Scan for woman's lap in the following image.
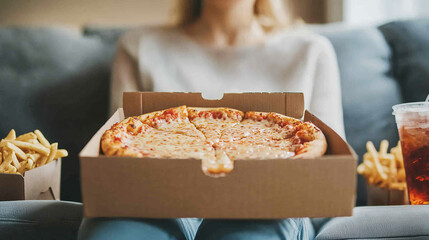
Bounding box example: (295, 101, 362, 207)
(195, 218, 314, 240)
(78, 218, 196, 240)
(78, 218, 315, 240)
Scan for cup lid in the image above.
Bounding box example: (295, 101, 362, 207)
(392, 102, 429, 115)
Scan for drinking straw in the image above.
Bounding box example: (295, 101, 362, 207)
(425, 94, 429, 109)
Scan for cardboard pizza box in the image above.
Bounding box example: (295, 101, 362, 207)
(80, 92, 357, 218)
(0, 159, 61, 201)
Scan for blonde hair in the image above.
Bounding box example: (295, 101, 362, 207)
(172, 0, 299, 32)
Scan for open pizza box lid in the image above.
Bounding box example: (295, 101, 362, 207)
(80, 92, 357, 218)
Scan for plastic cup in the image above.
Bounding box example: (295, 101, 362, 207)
(392, 102, 429, 205)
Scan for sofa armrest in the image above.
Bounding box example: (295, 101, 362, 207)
(315, 205, 429, 239)
(0, 200, 82, 240)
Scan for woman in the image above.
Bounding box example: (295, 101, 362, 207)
(110, 0, 344, 136)
(79, 0, 344, 239)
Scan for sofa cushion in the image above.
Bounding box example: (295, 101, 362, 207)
(315, 205, 429, 239)
(319, 27, 402, 206)
(379, 19, 429, 103)
(0, 27, 113, 201)
(0, 200, 82, 240)
(83, 26, 127, 45)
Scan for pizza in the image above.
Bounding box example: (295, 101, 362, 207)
(101, 106, 327, 176)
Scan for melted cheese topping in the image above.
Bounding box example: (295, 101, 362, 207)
(191, 117, 240, 144)
(190, 115, 298, 174)
(220, 119, 295, 143)
(123, 130, 215, 160)
(142, 107, 205, 139)
(216, 141, 295, 161)
(151, 118, 205, 139)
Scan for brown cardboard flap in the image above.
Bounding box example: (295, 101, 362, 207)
(304, 111, 356, 157)
(123, 92, 142, 117)
(80, 109, 124, 157)
(24, 159, 61, 200)
(82, 155, 355, 218)
(0, 173, 25, 200)
(123, 92, 305, 119)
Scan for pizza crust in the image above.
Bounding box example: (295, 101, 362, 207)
(101, 117, 148, 157)
(187, 107, 244, 121)
(293, 123, 327, 159)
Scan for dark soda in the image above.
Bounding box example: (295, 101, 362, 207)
(397, 111, 429, 205)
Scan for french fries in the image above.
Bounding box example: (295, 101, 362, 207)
(0, 129, 68, 175)
(357, 140, 407, 191)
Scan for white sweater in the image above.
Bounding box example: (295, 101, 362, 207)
(111, 27, 345, 137)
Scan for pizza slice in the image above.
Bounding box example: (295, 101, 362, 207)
(219, 111, 295, 143)
(101, 117, 214, 160)
(138, 105, 205, 139)
(187, 107, 244, 145)
(187, 107, 245, 176)
(218, 111, 326, 160)
(201, 149, 234, 177)
(101, 116, 233, 176)
(248, 111, 327, 158)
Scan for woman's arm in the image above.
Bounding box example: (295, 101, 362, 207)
(110, 37, 140, 115)
(309, 38, 346, 138)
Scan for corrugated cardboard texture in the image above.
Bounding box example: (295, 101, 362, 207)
(0, 159, 61, 201)
(81, 92, 357, 218)
(123, 92, 305, 119)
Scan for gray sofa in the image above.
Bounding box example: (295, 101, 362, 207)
(0, 19, 428, 239)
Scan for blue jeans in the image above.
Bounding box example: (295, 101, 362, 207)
(78, 218, 315, 240)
